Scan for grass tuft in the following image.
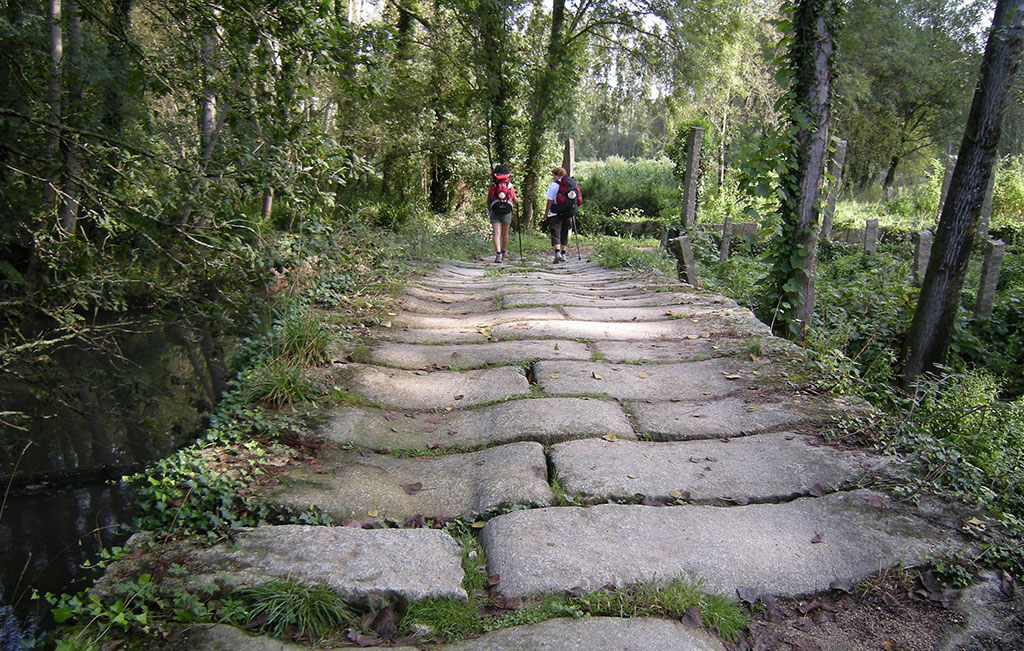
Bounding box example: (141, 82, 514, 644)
(236, 580, 356, 641)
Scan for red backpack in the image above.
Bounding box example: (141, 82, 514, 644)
(489, 173, 515, 216)
(554, 176, 582, 217)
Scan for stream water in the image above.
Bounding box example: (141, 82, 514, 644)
(0, 321, 231, 647)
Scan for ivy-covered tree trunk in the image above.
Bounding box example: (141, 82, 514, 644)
(773, 0, 841, 339)
(902, 0, 1024, 387)
(522, 0, 567, 228)
(45, 0, 62, 211)
(59, 0, 82, 235)
(478, 0, 516, 166)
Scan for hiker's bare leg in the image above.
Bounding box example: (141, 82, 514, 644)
(500, 223, 510, 252)
(492, 222, 502, 253)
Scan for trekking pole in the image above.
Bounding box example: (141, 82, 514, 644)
(572, 216, 582, 260)
(516, 202, 523, 260)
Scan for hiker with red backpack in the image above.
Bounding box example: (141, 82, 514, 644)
(487, 164, 518, 263)
(544, 167, 582, 264)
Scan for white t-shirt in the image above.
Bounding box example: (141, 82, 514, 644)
(546, 180, 560, 216)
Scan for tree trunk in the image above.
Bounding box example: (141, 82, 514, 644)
(902, 0, 1024, 387)
(882, 154, 899, 192)
(199, 30, 217, 163)
(478, 0, 514, 165)
(59, 0, 82, 235)
(102, 0, 133, 134)
(522, 0, 566, 228)
(782, 0, 839, 338)
(45, 0, 62, 209)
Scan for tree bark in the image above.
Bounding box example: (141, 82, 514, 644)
(59, 0, 82, 235)
(522, 0, 567, 228)
(478, 0, 514, 165)
(902, 0, 1024, 387)
(45, 0, 62, 209)
(784, 0, 839, 337)
(882, 154, 898, 192)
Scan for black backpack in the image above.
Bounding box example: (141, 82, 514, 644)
(489, 173, 514, 216)
(554, 176, 581, 217)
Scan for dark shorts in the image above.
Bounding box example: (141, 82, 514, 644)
(549, 214, 572, 246)
(489, 210, 512, 225)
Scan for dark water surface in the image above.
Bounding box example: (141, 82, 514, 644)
(0, 321, 232, 647)
(0, 482, 138, 648)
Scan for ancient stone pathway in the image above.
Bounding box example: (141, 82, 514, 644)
(170, 257, 969, 649)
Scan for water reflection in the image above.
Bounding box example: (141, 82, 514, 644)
(0, 482, 137, 648)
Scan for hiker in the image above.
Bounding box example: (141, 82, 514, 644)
(544, 167, 582, 263)
(487, 164, 518, 263)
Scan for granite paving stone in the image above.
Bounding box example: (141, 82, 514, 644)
(502, 291, 712, 309)
(480, 490, 963, 600)
(627, 395, 844, 440)
(390, 307, 565, 330)
(534, 359, 778, 401)
(335, 363, 530, 409)
(319, 398, 634, 449)
(562, 304, 746, 322)
(265, 442, 554, 520)
(354, 339, 591, 370)
(445, 617, 724, 651)
(549, 433, 890, 503)
(491, 317, 771, 341)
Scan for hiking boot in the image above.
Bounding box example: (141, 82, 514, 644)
(559, 250, 567, 262)
(501, 251, 508, 262)
(495, 252, 502, 263)
(552, 253, 562, 264)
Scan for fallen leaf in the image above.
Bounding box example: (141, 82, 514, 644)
(682, 604, 703, 628)
(368, 509, 380, 518)
(592, 372, 603, 380)
(638, 373, 647, 379)
(554, 343, 560, 350)
(427, 416, 444, 424)
(830, 578, 854, 593)
(797, 599, 820, 615)
(736, 586, 760, 604)
(371, 607, 397, 638)
(627, 473, 638, 479)
(415, 370, 428, 376)
(402, 482, 423, 495)
(725, 374, 741, 380)
(811, 532, 825, 544)
(699, 332, 710, 338)
(669, 489, 690, 500)
(381, 321, 392, 328)
(487, 574, 501, 587)
(745, 405, 761, 412)
(601, 434, 618, 442)
(809, 484, 826, 497)
(384, 411, 398, 421)
(471, 520, 486, 528)
(686, 334, 699, 340)
(549, 374, 560, 379)
(454, 394, 464, 400)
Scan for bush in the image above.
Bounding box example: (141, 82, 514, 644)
(576, 158, 678, 221)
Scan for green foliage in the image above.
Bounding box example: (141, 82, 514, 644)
(243, 358, 323, 407)
(234, 581, 356, 641)
(576, 159, 679, 221)
(591, 236, 675, 275)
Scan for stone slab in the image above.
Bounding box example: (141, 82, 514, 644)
(375, 327, 491, 345)
(356, 340, 592, 370)
(492, 317, 770, 341)
(320, 398, 635, 449)
(182, 624, 313, 650)
(336, 363, 530, 409)
(627, 395, 842, 440)
(446, 617, 724, 651)
(391, 307, 565, 330)
(265, 442, 554, 520)
(534, 359, 776, 401)
(549, 433, 889, 503)
(115, 526, 466, 604)
(480, 490, 964, 600)
(592, 337, 788, 364)
(563, 305, 748, 323)
(397, 293, 499, 315)
(592, 340, 724, 363)
(403, 285, 500, 304)
(503, 292, 712, 309)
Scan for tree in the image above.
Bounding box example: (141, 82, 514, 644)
(835, 0, 988, 191)
(902, 0, 1024, 387)
(769, 0, 843, 338)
